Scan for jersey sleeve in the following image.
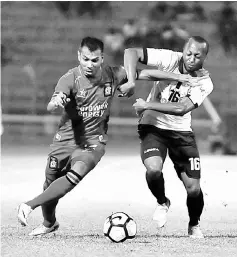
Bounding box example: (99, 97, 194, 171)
(54, 70, 74, 96)
(188, 77, 214, 107)
(141, 48, 181, 71)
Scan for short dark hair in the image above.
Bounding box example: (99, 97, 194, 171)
(188, 36, 209, 54)
(80, 37, 104, 52)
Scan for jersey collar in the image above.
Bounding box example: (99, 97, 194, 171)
(78, 65, 103, 87)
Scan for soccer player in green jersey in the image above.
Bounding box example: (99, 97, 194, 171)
(17, 37, 201, 236)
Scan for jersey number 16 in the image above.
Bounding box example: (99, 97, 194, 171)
(168, 89, 180, 102)
(189, 157, 200, 170)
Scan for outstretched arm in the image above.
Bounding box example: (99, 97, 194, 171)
(121, 48, 205, 97)
(118, 69, 203, 97)
(137, 69, 204, 85)
(133, 97, 196, 116)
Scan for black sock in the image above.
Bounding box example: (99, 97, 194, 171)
(41, 178, 58, 227)
(187, 189, 204, 226)
(42, 200, 58, 227)
(146, 172, 166, 204)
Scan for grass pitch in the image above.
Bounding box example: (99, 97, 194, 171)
(1, 145, 237, 257)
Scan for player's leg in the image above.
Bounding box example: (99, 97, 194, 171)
(17, 146, 73, 236)
(17, 146, 72, 227)
(40, 146, 75, 229)
(138, 125, 170, 227)
(180, 173, 204, 238)
(24, 143, 105, 210)
(168, 132, 204, 238)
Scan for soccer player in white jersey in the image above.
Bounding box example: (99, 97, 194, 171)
(121, 36, 213, 238)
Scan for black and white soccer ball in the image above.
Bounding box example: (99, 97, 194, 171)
(103, 212, 137, 243)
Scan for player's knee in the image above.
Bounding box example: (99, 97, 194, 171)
(71, 160, 91, 178)
(186, 185, 200, 197)
(145, 163, 163, 180)
(144, 157, 163, 176)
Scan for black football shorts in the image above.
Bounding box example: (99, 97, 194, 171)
(138, 124, 201, 179)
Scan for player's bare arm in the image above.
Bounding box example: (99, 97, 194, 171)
(122, 48, 206, 97)
(120, 48, 144, 97)
(137, 69, 203, 86)
(124, 48, 144, 82)
(118, 69, 203, 98)
(133, 97, 196, 116)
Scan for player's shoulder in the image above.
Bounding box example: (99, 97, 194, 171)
(195, 68, 214, 92)
(197, 68, 213, 85)
(147, 48, 182, 59)
(61, 67, 78, 79)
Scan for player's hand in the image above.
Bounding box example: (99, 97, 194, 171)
(133, 98, 148, 114)
(47, 92, 70, 112)
(118, 82, 135, 98)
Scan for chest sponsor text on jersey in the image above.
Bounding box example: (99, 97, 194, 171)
(76, 102, 108, 117)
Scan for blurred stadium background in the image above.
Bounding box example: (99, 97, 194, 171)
(1, 1, 237, 153)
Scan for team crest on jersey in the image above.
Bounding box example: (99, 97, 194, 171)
(104, 83, 112, 97)
(77, 89, 87, 99)
(49, 156, 58, 169)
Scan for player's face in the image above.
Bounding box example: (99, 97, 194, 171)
(183, 40, 207, 72)
(78, 46, 103, 77)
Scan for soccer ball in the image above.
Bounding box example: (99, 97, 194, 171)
(103, 212, 137, 243)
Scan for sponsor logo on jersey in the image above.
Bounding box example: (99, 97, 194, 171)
(104, 83, 112, 97)
(49, 156, 58, 169)
(144, 148, 159, 154)
(77, 101, 108, 118)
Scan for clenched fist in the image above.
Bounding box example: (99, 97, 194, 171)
(47, 92, 70, 112)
